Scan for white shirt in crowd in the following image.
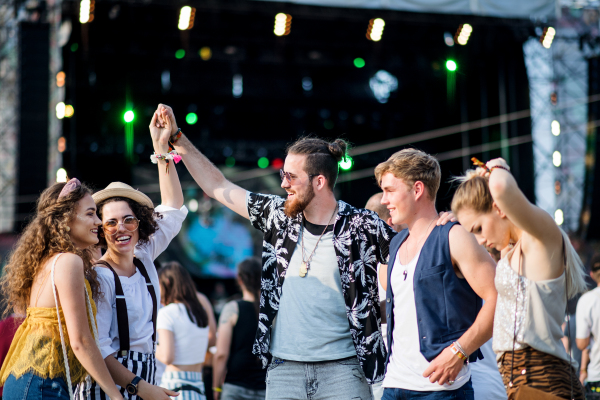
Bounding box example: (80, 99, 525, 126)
(157, 303, 210, 365)
(382, 250, 471, 392)
(96, 205, 188, 359)
(577, 286, 600, 382)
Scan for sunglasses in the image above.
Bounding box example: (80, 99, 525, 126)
(280, 169, 316, 183)
(102, 216, 139, 236)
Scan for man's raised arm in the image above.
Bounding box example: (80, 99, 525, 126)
(156, 104, 249, 219)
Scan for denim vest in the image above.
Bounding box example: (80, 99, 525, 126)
(385, 222, 483, 365)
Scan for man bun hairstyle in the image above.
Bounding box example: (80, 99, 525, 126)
(286, 136, 349, 190)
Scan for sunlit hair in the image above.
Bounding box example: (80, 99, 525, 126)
(286, 136, 349, 190)
(237, 257, 262, 317)
(96, 197, 161, 248)
(451, 168, 587, 298)
(374, 148, 441, 201)
(0, 182, 99, 316)
(365, 192, 390, 221)
(159, 261, 208, 328)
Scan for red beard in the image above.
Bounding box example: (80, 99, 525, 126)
(283, 185, 315, 218)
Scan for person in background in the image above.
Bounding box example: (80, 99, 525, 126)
(213, 257, 265, 400)
(364, 193, 405, 400)
(576, 254, 600, 395)
(452, 157, 587, 399)
(0, 180, 122, 400)
(156, 261, 216, 400)
(0, 312, 22, 399)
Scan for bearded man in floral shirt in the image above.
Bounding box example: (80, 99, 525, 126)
(155, 104, 396, 400)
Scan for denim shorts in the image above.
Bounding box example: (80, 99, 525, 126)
(3, 372, 73, 400)
(265, 356, 372, 400)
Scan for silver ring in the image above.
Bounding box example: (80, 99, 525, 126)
(448, 380, 455, 385)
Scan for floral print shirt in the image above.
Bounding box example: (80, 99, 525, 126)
(247, 192, 396, 384)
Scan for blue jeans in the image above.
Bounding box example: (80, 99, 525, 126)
(222, 383, 266, 400)
(3, 373, 72, 400)
(382, 379, 474, 400)
(265, 356, 372, 400)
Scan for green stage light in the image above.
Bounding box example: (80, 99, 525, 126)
(354, 58, 365, 68)
(124, 110, 135, 123)
(186, 112, 198, 125)
(339, 156, 353, 171)
(225, 157, 236, 167)
(446, 60, 457, 71)
(175, 49, 185, 59)
(258, 157, 269, 169)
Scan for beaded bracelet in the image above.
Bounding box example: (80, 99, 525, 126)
(169, 128, 182, 146)
(489, 165, 510, 173)
(150, 150, 181, 174)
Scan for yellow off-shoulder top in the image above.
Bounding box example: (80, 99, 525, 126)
(0, 280, 97, 385)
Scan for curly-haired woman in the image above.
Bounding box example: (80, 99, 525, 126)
(0, 179, 123, 400)
(75, 108, 186, 400)
(451, 158, 587, 399)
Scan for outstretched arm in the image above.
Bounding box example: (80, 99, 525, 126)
(153, 104, 249, 219)
(150, 109, 184, 209)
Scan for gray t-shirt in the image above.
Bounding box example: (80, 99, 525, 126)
(270, 221, 356, 362)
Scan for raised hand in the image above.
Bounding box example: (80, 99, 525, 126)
(149, 110, 170, 154)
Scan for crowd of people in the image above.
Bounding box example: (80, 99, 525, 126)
(0, 103, 597, 400)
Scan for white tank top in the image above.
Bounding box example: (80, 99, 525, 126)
(382, 250, 470, 391)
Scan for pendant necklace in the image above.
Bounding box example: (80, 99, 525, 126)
(300, 204, 338, 277)
(402, 218, 436, 281)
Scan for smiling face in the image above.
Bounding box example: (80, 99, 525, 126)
(281, 153, 317, 218)
(380, 172, 417, 226)
(68, 194, 101, 249)
(100, 200, 140, 255)
(456, 207, 512, 251)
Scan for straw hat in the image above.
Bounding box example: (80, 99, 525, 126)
(92, 182, 154, 209)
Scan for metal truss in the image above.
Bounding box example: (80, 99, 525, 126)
(0, 1, 18, 232)
(524, 34, 588, 233)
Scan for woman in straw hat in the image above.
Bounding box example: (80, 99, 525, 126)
(76, 108, 186, 400)
(0, 179, 123, 400)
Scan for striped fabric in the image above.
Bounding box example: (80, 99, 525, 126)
(75, 351, 156, 400)
(498, 347, 585, 400)
(160, 370, 206, 400)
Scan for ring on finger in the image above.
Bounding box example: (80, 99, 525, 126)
(448, 380, 455, 385)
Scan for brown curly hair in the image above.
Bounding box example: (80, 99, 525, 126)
(95, 197, 161, 247)
(0, 182, 100, 316)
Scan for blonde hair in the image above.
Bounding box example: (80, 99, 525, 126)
(374, 148, 441, 201)
(451, 169, 587, 299)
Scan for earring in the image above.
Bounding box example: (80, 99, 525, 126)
(65, 226, 70, 232)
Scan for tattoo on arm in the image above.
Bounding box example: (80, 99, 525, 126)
(218, 301, 239, 326)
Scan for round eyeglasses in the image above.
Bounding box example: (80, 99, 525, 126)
(102, 216, 139, 236)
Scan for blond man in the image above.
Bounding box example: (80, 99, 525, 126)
(376, 148, 497, 400)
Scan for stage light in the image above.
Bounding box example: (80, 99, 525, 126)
(446, 60, 457, 71)
(58, 137, 66, 152)
(551, 120, 560, 136)
(56, 168, 68, 183)
(258, 157, 269, 169)
(541, 27, 555, 49)
(71, 43, 78, 52)
(79, 0, 95, 24)
(124, 110, 135, 123)
(186, 112, 198, 125)
(339, 156, 353, 171)
(370, 70, 398, 104)
(274, 13, 292, 36)
(302, 77, 313, 91)
(554, 209, 564, 226)
(444, 32, 455, 47)
(454, 23, 472, 46)
(56, 71, 65, 87)
(178, 6, 196, 30)
(200, 47, 212, 61)
(233, 74, 243, 98)
(56, 102, 66, 119)
(65, 105, 74, 118)
(272, 158, 284, 169)
(553, 151, 562, 167)
(175, 49, 185, 59)
(188, 198, 199, 212)
(366, 18, 385, 42)
(225, 157, 236, 167)
(354, 58, 365, 68)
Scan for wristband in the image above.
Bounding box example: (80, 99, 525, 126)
(212, 387, 223, 393)
(450, 342, 467, 361)
(489, 165, 510, 173)
(170, 128, 182, 145)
